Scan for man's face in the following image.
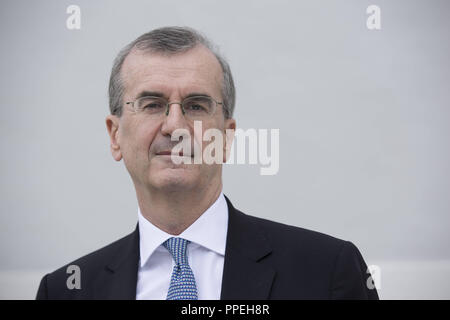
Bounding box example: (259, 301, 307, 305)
(106, 45, 235, 193)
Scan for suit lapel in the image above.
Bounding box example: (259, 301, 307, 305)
(220, 196, 276, 299)
(99, 225, 140, 300)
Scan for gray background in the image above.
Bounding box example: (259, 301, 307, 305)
(1, 0, 449, 299)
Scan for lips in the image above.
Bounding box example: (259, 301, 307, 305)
(156, 150, 193, 157)
(156, 150, 172, 156)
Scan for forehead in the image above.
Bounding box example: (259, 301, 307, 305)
(121, 45, 223, 99)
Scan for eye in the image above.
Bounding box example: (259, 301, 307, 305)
(189, 104, 206, 111)
(138, 97, 166, 112)
(143, 102, 164, 109)
(184, 98, 211, 113)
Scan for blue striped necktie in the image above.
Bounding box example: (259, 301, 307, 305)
(163, 237, 198, 300)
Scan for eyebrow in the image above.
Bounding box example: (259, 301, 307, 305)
(134, 91, 212, 100)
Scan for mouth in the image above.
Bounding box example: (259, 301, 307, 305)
(155, 150, 193, 158)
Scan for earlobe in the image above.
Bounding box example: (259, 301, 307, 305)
(225, 118, 236, 131)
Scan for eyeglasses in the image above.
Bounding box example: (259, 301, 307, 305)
(125, 95, 223, 120)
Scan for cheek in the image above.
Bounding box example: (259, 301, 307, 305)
(200, 118, 225, 142)
(198, 120, 226, 162)
(121, 120, 159, 160)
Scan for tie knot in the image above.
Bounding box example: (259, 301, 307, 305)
(163, 237, 190, 265)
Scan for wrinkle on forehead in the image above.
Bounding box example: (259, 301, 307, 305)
(121, 45, 223, 100)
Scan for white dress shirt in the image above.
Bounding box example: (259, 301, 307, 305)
(136, 193, 228, 300)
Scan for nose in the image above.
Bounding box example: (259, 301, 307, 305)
(160, 103, 190, 137)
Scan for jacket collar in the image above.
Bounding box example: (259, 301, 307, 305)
(220, 195, 275, 299)
(102, 225, 140, 299)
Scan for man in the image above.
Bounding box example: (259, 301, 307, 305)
(36, 26, 379, 300)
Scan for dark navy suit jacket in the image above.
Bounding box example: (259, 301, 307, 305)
(36, 196, 379, 299)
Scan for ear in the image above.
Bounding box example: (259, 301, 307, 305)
(223, 118, 236, 163)
(106, 115, 122, 161)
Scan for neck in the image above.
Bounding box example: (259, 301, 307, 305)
(136, 181, 223, 235)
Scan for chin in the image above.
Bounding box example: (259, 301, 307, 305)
(149, 168, 198, 191)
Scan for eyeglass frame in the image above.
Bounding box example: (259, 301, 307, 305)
(124, 95, 224, 117)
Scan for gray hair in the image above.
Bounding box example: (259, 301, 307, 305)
(108, 26, 235, 119)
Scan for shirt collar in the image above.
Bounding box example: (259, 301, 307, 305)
(138, 193, 228, 268)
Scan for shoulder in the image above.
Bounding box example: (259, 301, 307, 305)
(36, 230, 136, 299)
(235, 208, 350, 255)
(231, 207, 371, 277)
(54, 230, 134, 274)
(231, 209, 378, 299)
